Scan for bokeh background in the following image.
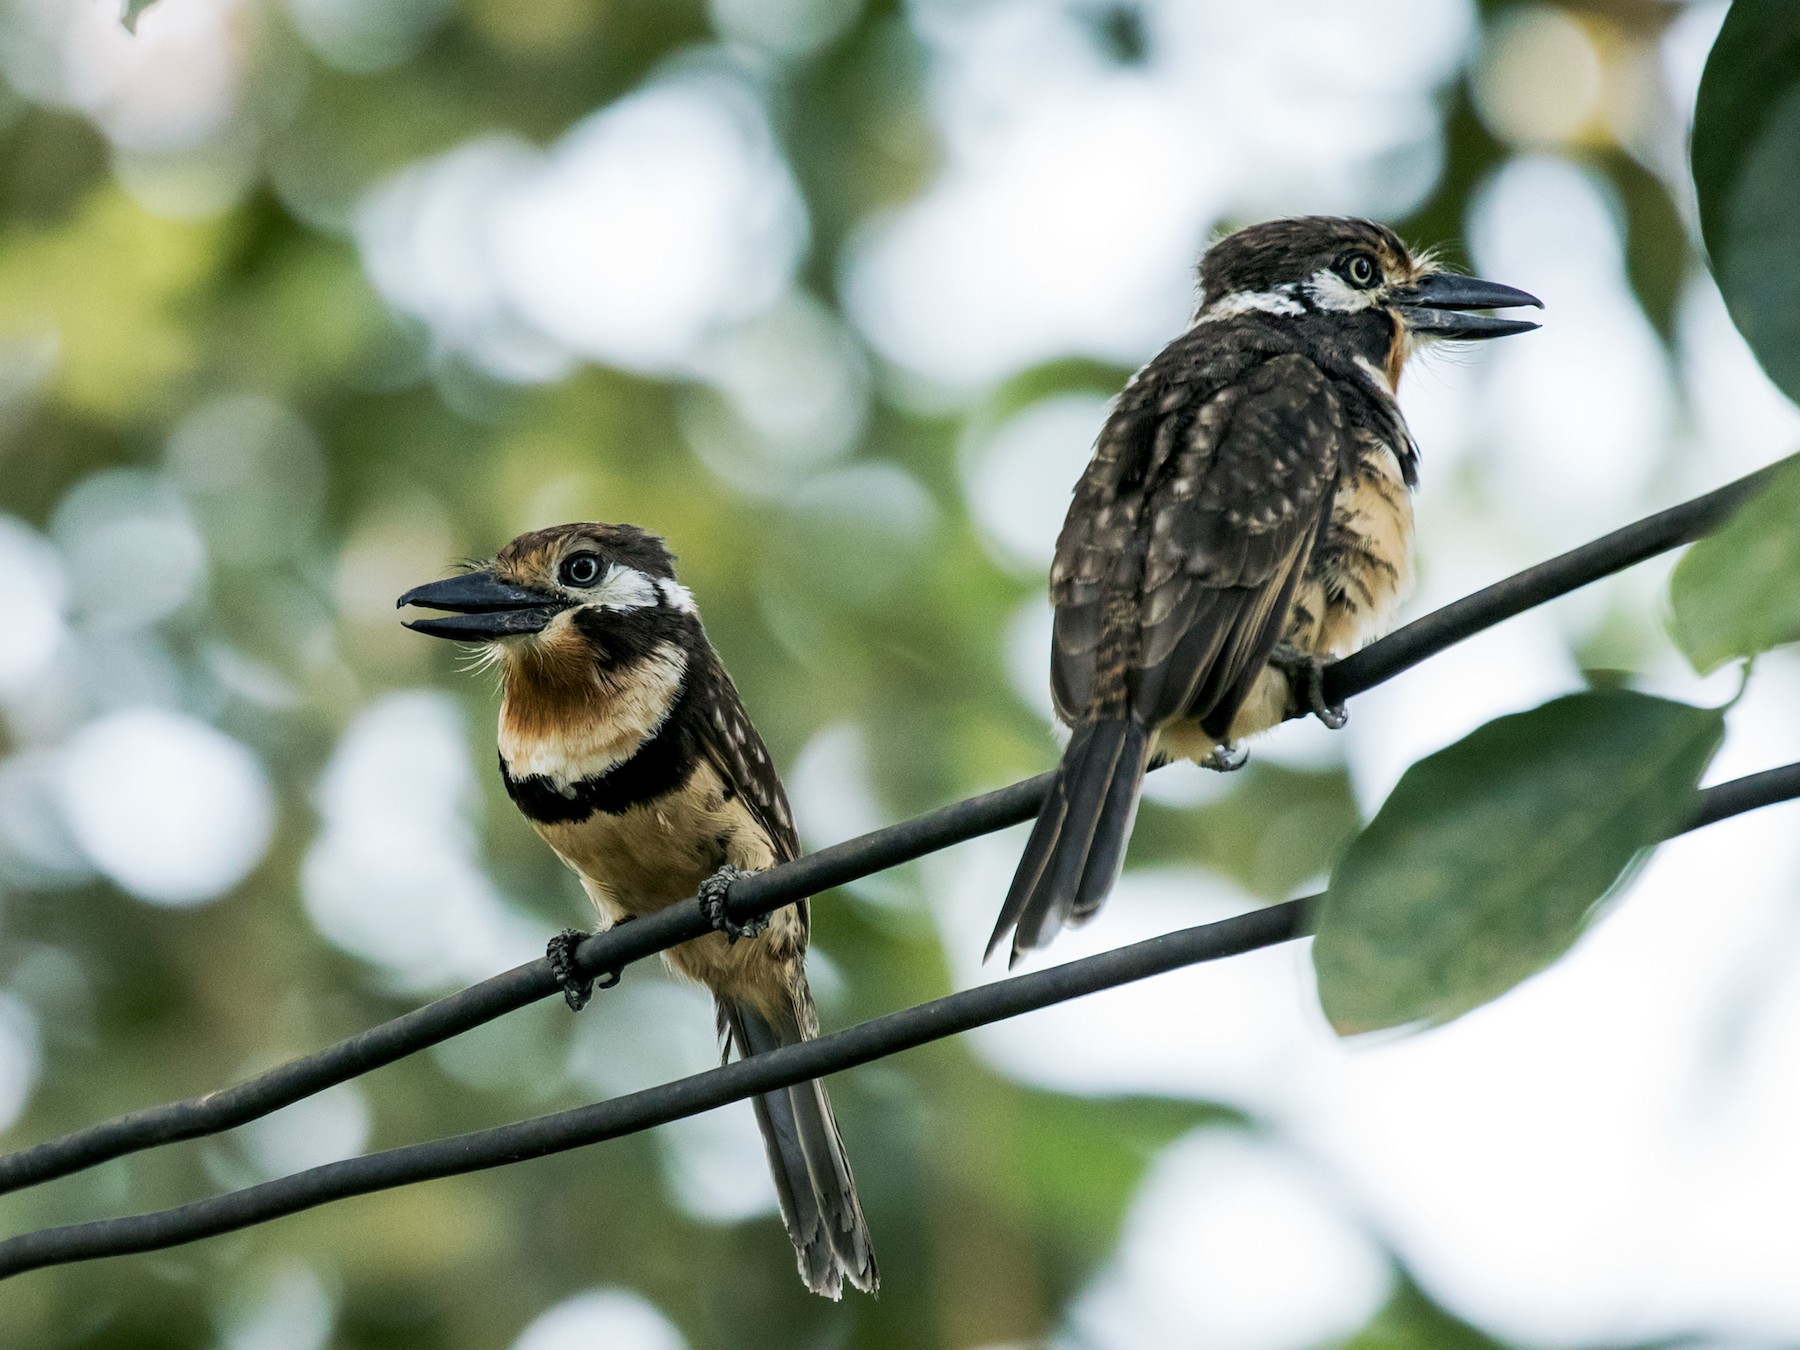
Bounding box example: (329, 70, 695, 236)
(1, 0, 1798, 1346)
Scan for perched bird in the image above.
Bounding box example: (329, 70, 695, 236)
(989, 216, 1541, 966)
(398, 524, 877, 1299)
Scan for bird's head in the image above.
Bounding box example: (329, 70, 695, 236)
(1194, 215, 1540, 386)
(396, 522, 696, 677)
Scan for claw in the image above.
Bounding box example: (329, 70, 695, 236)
(546, 929, 595, 1011)
(1201, 741, 1249, 772)
(1271, 644, 1349, 730)
(698, 865, 768, 943)
(1307, 661, 1349, 730)
(545, 918, 632, 1012)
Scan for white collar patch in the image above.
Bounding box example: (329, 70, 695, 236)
(1193, 285, 1306, 323)
(656, 577, 697, 614)
(591, 566, 660, 611)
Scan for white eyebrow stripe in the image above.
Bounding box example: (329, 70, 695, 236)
(657, 577, 697, 614)
(592, 566, 660, 611)
(1194, 285, 1306, 322)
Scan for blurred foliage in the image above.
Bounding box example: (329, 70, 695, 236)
(0, 0, 1780, 1347)
(1669, 453, 1800, 673)
(1692, 0, 1800, 402)
(1313, 691, 1724, 1034)
(1339, 1276, 1512, 1350)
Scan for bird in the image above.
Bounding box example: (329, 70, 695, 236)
(988, 215, 1542, 967)
(398, 523, 877, 1299)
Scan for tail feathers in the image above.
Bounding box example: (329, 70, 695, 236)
(741, 1073, 841, 1296)
(987, 718, 1152, 966)
(720, 994, 879, 1299)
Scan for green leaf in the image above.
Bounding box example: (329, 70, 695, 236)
(121, 0, 158, 32)
(1692, 0, 1800, 403)
(1670, 454, 1800, 673)
(1312, 691, 1724, 1036)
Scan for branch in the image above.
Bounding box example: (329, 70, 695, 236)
(1, 763, 1794, 1281)
(1, 455, 1788, 1196)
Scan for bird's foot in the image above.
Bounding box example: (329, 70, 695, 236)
(545, 929, 594, 1011)
(1201, 741, 1249, 772)
(545, 918, 632, 1012)
(698, 865, 768, 944)
(1269, 644, 1348, 730)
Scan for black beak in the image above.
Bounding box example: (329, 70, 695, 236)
(396, 571, 561, 641)
(1392, 272, 1543, 340)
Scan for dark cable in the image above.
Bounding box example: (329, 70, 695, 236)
(0, 762, 1795, 1281)
(0, 773, 1053, 1194)
(1322, 456, 1790, 706)
(0, 454, 1787, 1197)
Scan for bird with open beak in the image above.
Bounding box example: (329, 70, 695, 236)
(988, 215, 1542, 966)
(399, 523, 877, 1299)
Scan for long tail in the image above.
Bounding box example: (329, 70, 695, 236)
(718, 986, 878, 1300)
(987, 718, 1153, 966)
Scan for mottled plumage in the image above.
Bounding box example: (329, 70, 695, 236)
(991, 216, 1540, 964)
(400, 523, 876, 1299)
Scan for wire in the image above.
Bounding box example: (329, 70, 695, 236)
(0, 774, 1054, 1195)
(0, 454, 1786, 1199)
(1, 763, 1794, 1280)
(1688, 762, 1800, 831)
(1321, 454, 1790, 706)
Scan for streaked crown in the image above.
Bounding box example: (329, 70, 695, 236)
(493, 522, 677, 593)
(1199, 216, 1419, 309)
(1192, 214, 1541, 342)
(397, 521, 697, 646)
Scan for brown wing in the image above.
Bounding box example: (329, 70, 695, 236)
(690, 652, 802, 865)
(1050, 352, 1345, 737)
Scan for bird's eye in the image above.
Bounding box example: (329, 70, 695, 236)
(1342, 252, 1380, 288)
(559, 552, 603, 587)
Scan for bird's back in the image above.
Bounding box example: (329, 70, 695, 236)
(1049, 315, 1396, 738)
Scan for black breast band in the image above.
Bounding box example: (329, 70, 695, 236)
(501, 677, 698, 824)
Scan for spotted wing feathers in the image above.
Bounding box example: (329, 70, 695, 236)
(689, 652, 801, 864)
(998, 352, 1347, 962)
(1051, 351, 1345, 737)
